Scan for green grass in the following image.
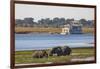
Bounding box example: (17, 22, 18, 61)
(15, 47, 95, 64)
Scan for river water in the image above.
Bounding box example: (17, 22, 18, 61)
(15, 33, 94, 51)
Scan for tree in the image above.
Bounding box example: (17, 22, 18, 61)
(43, 18, 51, 27)
(59, 18, 66, 24)
(87, 20, 94, 27)
(79, 19, 87, 26)
(65, 18, 74, 24)
(52, 17, 60, 28)
(24, 17, 34, 27)
(15, 19, 24, 27)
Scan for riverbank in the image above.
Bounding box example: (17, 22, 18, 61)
(15, 47, 95, 64)
(15, 27, 94, 34)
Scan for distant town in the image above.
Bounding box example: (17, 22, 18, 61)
(15, 17, 94, 34)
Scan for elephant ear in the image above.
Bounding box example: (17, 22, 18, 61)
(43, 50, 48, 58)
(32, 51, 38, 58)
(63, 46, 72, 55)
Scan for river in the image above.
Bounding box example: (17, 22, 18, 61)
(15, 33, 94, 51)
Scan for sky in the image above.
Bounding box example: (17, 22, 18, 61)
(15, 4, 95, 22)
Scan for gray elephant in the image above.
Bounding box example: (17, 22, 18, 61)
(62, 46, 72, 56)
(49, 46, 63, 56)
(32, 50, 48, 58)
(49, 46, 71, 56)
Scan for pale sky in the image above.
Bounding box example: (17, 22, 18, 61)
(15, 4, 94, 22)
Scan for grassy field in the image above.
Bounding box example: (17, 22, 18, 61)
(15, 47, 95, 64)
(82, 27, 94, 34)
(15, 27, 62, 34)
(15, 27, 94, 34)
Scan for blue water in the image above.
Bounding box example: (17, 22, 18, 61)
(15, 33, 94, 51)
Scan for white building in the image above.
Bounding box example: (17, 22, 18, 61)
(60, 24, 70, 35)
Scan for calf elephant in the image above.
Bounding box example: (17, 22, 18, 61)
(32, 50, 48, 58)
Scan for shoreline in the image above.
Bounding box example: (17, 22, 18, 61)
(15, 46, 94, 52)
(15, 27, 94, 34)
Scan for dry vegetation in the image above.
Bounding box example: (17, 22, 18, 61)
(82, 27, 94, 34)
(15, 27, 94, 34)
(15, 27, 62, 34)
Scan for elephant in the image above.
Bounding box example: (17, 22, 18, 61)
(62, 46, 72, 56)
(49, 46, 72, 56)
(49, 46, 63, 56)
(42, 50, 48, 58)
(32, 50, 48, 58)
